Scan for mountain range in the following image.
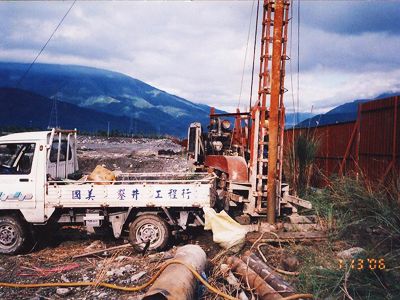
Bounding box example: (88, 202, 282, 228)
(295, 92, 400, 128)
(0, 62, 314, 136)
(0, 87, 156, 134)
(0, 62, 222, 137)
(1, 61, 394, 136)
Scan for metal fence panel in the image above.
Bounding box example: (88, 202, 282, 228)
(284, 96, 399, 186)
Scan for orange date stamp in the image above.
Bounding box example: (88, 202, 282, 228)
(338, 258, 385, 270)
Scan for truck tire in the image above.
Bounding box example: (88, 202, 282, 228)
(129, 214, 170, 252)
(0, 215, 28, 255)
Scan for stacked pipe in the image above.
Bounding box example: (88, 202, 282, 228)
(227, 251, 296, 300)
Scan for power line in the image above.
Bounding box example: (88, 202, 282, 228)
(297, 0, 301, 117)
(16, 0, 77, 89)
(288, 0, 297, 194)
(248, 0, 260, 110)
(289, 0, 296, 124)
(237, 0, 256, 110)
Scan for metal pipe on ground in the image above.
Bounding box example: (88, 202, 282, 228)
(227, 256, 283, 300)
(242, 251, 295, 297)
(143, 245, 207, 300)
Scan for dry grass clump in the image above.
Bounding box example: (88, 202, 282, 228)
(298, 176, 400, 299)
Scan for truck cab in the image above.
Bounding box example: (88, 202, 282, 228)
(0, 129, 79, 253)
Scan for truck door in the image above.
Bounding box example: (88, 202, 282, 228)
(0, 143, 37, 209)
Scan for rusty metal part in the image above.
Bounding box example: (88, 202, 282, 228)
(232, 108, 246, 148)
(255, 0, 273, 213)
(246, 0, 290, 220)
(339, 115, 360, 176)
(242, 251, 295, 297)
(205, 155, 248, 182)
(227, 256, 283, 300)
(143, 245, 207, 300)
(267, 0, 286, 224)
(382, 95, 398, 181)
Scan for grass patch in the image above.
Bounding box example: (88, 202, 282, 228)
(295, 176, 400, 299)
(284, 133, 320, 197)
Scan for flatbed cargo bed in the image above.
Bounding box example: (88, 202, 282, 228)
(47, 172, 215, 208)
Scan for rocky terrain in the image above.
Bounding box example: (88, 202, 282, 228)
(76, 136, 188, 174)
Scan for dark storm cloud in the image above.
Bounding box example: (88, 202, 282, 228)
(300, 1, 400, 35)
(288, 1, 400, 73)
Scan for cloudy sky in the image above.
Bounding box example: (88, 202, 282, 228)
(0, 0, 399, 113)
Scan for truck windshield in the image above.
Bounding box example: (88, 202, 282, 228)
(0, 143, 36, 175)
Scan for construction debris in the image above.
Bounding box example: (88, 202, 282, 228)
(203, 207, 247, 251)
(73, 243, 132, 259)
(130, 271, 147, 283)
(143, 245, 207, 300)
(18, 263, 80, 277)
(220, 264, 249, 300)
(56, 288, 72, 297)
(337, 247, 366, 260)
(227, 256, 283, 300)
(280, 254, 300, 272)
(246, 230, 327, 243)
(242, 251, 296, 297)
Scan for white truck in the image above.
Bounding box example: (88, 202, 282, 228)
(0, 129, 215, 254)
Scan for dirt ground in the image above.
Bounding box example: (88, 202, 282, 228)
(0, 226, 223, 300)
(76, 136, 188, 174)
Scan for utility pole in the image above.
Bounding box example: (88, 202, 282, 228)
(107, 121, 110, 137)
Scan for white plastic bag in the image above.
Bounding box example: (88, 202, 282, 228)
(203, 207, 247, 251)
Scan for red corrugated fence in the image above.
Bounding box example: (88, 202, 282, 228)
(284, 96, 399, 185)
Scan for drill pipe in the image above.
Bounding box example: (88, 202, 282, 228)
(143, 245, 207, 300)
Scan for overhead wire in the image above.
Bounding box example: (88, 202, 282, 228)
(237, 0, 256, 110)
(15, 0, 77, 89)
(248, 0, 260, 110)
(289, 0, 297, 192)
(289, 0, 301, 195)
(297, 0, 301, 117)
(289, 0, 296, 125)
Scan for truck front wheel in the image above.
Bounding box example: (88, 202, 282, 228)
(0, 215, 28, 255)
(129, 214, 170, 252)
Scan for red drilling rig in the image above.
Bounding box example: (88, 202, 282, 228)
(188, 0, 307, 225)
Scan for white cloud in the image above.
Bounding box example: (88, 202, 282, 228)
(286, 68, 400, 114)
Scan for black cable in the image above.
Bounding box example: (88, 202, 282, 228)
(296, 0, 301, 117)
(16, 0, 77, 89)
(289, 0, 296, 125)
(249, 0, 260, 110)
(238, 0, 256, 109)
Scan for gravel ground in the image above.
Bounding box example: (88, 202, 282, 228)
(76, 136, 188, 174)
(0, 226, 221, 300)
